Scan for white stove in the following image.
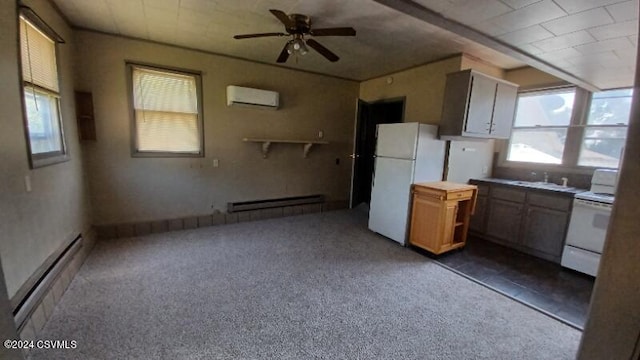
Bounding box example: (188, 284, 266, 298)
(574, 191, 614, 205)
(561, 169, 617, 277)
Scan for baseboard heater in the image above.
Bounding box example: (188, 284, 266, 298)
(12, 234, 82, 330)
(228, 194, 324, 213)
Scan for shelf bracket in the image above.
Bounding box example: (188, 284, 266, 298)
(303, 143, 313, 158)
(261, 141, 271, 159)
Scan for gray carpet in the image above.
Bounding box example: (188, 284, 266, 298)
(30, 210, 581, 359)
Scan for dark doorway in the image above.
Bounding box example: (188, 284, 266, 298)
(350, 98, 405, 207)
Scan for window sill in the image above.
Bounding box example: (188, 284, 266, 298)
(31, 153, 70, 169)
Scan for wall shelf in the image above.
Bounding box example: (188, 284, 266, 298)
(243, 138, 329, 158)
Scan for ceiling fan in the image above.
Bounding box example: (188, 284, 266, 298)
(233, 9, 356, 63)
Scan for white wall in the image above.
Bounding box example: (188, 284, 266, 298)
(0, 0, 91, 298)
(74, 31, 360, 225)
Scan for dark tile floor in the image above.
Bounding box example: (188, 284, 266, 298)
(428, 236, 595, 329)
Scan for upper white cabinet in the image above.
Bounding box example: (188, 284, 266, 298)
(439, 70, 518, 139)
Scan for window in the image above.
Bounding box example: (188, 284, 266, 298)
(505, 87, 632, 169)
(128, 64, 203, 156)
(19, 16, 67, 167)
(578, 89, 632, 168)
(507, 89, 575, 165)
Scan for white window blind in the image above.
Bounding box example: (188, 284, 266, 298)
(132, 66, 201, 154)
(20, 17, 59, 92)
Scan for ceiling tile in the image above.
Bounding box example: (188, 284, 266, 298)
(498, 25, 554, 45)
(473, 0, 567, 36)
(553, 0, 628, 14)
(180, 0, 219, 13)
(532, 30, 595, 51)
(605, 1, 639, 22)
(574, 37, 634, 54)
(143, 0, 179, 11)
(536, 47, 583, 60)
(438, 0, 513, 24)
(588, 20, 638, 40)
(517, 44, 545, 55)
(541, 8, 614, 35)
(565, 50, 620, 65)
(499, 0, 543, 9)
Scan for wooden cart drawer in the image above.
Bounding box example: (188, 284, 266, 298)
(445, 189, 474, 200)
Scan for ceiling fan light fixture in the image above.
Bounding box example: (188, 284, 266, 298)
(299, 41, 309, 55)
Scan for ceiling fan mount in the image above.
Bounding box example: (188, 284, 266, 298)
(233, 9, 356, 64)
(284, 14, 312, 35)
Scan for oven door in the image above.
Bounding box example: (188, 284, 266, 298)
(565, 199, 612, 253)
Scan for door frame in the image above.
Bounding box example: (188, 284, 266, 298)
(349, 96, 406, 208)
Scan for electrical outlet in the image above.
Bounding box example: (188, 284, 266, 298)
(482, 166, 488, 175)
(318, 130, 324, 139)
(212, 159, 219, 168)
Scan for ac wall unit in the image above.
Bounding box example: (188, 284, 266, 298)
(226, 85, 279, 109)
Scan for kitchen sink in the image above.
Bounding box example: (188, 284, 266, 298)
(506, 180, 574, 191)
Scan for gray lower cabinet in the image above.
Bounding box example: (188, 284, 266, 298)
(469, 195, 487, 233)
(470, 181, 573, 263)
(486, 198, 522, 245)
(521, 205, 569, 258)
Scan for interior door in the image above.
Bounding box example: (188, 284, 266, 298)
(350, 99, 404, 207)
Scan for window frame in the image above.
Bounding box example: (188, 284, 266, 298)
(126, 62, 205, 158)
(18, 12, 69, 168)
(498, 86, 630, 172)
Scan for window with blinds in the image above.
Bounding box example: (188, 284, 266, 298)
(129, 64, 203, 156)
(19, 15, 67, 167)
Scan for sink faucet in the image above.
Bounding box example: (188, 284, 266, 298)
(543, 172, 549, 183)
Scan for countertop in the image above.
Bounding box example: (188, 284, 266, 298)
(470, 178, 587, 196)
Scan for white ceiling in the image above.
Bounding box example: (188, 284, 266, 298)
(53, 0, 637, 89)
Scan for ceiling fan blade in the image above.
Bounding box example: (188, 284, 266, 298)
(310, 27, 356, 37)
(276, 42, 290, 63)
(306, 39, 339, 62)
(233, 32, 286, 39)
(269, 9, 294, 28)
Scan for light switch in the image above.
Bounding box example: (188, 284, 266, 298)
(212, 159, 219, 168)
(24, 175, 32, 192)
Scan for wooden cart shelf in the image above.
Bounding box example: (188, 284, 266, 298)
(409, 181, 478, 255)
(243, 138, 329, 158)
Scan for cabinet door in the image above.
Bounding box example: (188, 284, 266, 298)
(490, 82, 517, 139)
(486, 198, 522, 244)
(409, 195, 443, 252)
(469, 195, 487, 233)
(464, 75, 497, 135)
(522, 206, 569, 258)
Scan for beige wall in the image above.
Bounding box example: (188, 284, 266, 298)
(359, 57, 462, 124)
(0, 0, 91, 298)
(460, 54, 505, 79)
(74, 31, 359, 225)
(505, 66, 568, 90)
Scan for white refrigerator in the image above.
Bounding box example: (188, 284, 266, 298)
(368, 123, 446, 245)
